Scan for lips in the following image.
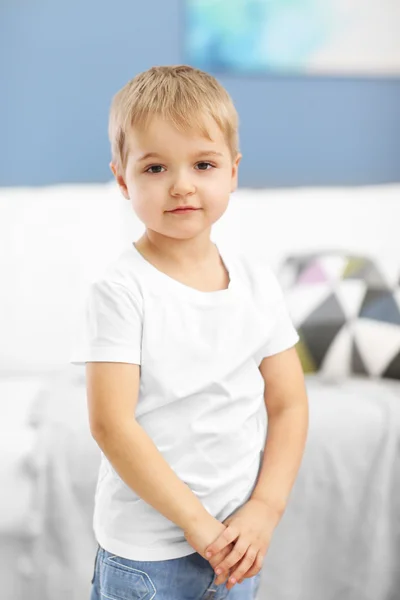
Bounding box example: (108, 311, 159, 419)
(168, 207, 199, 213)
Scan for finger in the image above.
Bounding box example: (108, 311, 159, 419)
(206, 525, 238, 559)
(225, 549, 257, 590)
(238, 550, 265, 584)
(215, 558, 239, 586)
(209, 544, 232, 570)
(213, 541, 250, 577)
(231, 550, 264, 586)
(247, 550, 265, 578)
(215, 571, 230, 587)
(212, 546, 234, 586)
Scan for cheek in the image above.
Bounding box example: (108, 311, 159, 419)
(128, 176, 153, 198)
(128, 180, 165, 222)
(202, 174, 231, 204)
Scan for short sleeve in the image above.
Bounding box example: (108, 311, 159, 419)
(70, 279, 143, 365)
(254, 266, 299, 365)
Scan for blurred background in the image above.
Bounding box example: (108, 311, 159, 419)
(1, 0, 400, 187)
(1, 2, 400, 599)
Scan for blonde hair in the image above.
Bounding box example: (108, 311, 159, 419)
(108, 65, 239, 170)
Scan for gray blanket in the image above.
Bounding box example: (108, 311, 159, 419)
(14, 368, 400, 600)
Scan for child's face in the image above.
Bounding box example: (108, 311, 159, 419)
(112, 116, 241, 241)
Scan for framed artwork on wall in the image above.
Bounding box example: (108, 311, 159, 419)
(184, 0, 400, 77)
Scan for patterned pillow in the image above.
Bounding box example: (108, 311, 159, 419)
(278, 252, 400, 381)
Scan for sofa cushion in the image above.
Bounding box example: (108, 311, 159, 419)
(279, 252, 400, 381)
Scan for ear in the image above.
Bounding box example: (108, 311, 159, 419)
(110, 161, 130, 200)
(230, 153, 242, 193)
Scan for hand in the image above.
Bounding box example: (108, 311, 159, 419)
(183, 514, 235, 586)
(205, 499, 280, 590)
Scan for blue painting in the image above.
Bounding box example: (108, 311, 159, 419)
(184, 0, 400, 76)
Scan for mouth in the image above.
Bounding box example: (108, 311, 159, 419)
(167, 207, 200, 214)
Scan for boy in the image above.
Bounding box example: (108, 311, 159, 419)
(71, 65, 308, 600)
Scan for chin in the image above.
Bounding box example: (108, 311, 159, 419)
(164, 224, 211, 240)
(168, 230, 206, 241)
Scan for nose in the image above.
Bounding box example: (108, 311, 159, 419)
(169, 170, 196, 197)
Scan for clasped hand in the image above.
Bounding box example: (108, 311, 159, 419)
(205, 498, 279, 590)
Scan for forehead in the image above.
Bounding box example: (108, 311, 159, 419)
(126, 115, 228, 156)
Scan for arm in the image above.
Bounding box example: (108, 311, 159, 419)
(206, 347, 309, 588)
(251, 346, 309, 514)
(86, 361, 230, 557)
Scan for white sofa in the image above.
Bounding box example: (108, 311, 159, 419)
(1, 182, 400, 600)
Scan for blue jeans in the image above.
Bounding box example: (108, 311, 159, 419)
(91, 546, 262, 599)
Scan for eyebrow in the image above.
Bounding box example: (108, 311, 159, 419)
(136, 150, 224, 162)
(137, 152, 163, 162)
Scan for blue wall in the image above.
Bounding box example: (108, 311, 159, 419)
(1, 0, 399, 187)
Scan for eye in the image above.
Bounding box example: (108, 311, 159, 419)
(196, 162, 214, 171)
(145, 165, 165, 174)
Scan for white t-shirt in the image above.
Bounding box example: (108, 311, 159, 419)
(70, 242, 299, 561)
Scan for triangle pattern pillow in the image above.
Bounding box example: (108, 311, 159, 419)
(278, 252, 400, 381)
